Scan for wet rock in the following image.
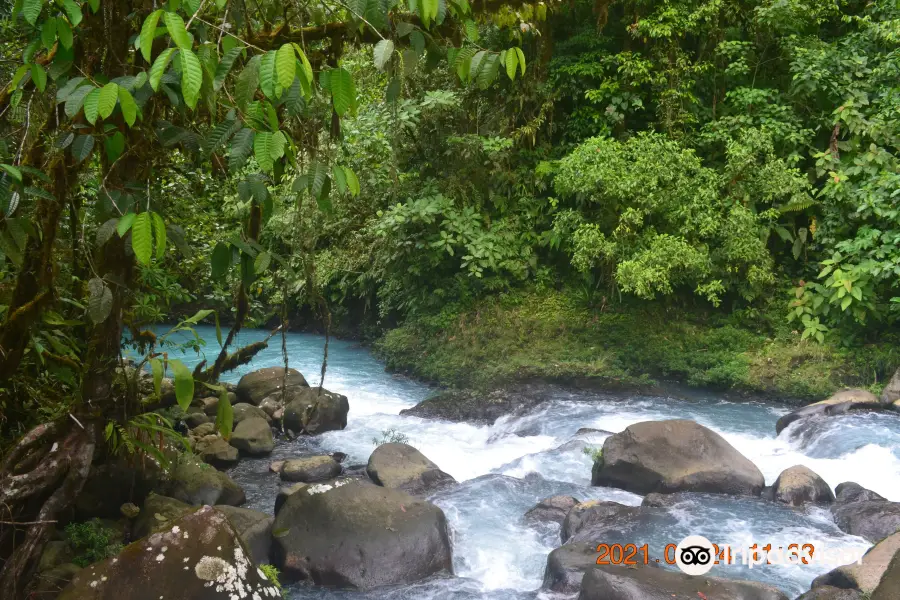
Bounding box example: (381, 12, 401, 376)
(190, 422, 216, 437)
(120, 502, 140, 519)
(398, 386, 546, 425)
(184, 411, 209, 428)
(280, 456, 342, 483)
(366, 443, 456, 496)
(214, 505, 274, 565)
(198, 396, 219, 416)
(796, 588, 863, 600)
(575, 428, 614, 436)
(274, 482, 306, 514)
(591, 419, 765, 496)
(881, 367, 900, 405)
(132, 493, 193, 539)
(872, 549, 900, 600)
(270, 460, 285, 473)
(542, 542, 597, 593)
(38, 540, 74, 572)
(164, 457, 246, 506)
(641, 492, 697, 508)
(772, 465, 835, 506)
(229, 417, 274, 456)
(271, 481, 452, 588)
(811, 531, 900, 594)
(831, 483, 900, 542)
(32, 563, 81, 598)
(524, 495, 579, 525)
(776, 389, 884, 435)
(58, 506, 281, 600)
(259, 396, 284, 419)
(561, 500, 640, 543)
(577, 563, 789, 600)
(232, 402, 270, 425)
(236, 367, 308, 405)
(194, 435, 240, 469)
(282, 387, 349, 435)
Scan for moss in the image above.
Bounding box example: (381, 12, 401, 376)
(376, 289, 900, 402)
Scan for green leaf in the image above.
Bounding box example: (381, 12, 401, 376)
(373, 39, 394, 71)
(131, 212, 153, 265)
(505, 48, 517, 81)
(118, 88, 138, 126)
(291, 44, 314, 97)
(213, 45, 242, 90)
(215, 390, 233, 439)
(140, 9, 163, 62)
(71, 134, 94, 163)
(63, 0, 83, 26)
(476, 54, 499, 90)
(41, 17, 57, 49)
(275, 43, 296, 90)
(515, 47, 526, 75)
(87, 277, 113, 324)
(151, 211, 166, 259)
(0, 165, 22, 182)
(149, 48, 177, 91)
(104, 131, 125, 162)
(30, 63, 47, 93)
(57, 19, 73, 49)
(64, 83, 92, 117)
(95, 217, 117, 246)
(421, 0, 438, 27)
(254, 131, 274, 172)
(170, 359, 194, 412)
(87, 0, 99, 13)
(150, 358, 164, 398)
(343, 166, 360, 196)
(164, 11, 192, 50)
(83, 88, 101, 123)
(180, 49, 203, 110)
(234, 55, 259, 110)
(310, 161, 328, 198)
(329, 68, 355, 117)
(97, 82, 119, 119)
(254, 251, 271, 274)
(332, 164, 347, 194)
(259, 50, 277, 99)
(410, 30, 425, 55)
(22, 0, 42, 26)
(228, 128, 254, 171)
(116, 212, 136, 237)
(211, 241, 231, 279)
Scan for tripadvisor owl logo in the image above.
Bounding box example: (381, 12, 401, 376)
(675, 535, 715, 576)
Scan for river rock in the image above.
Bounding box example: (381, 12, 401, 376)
(524, 495, 579, 525)
(772, 465, 835, 506)
(831, 483, 900, 542)
(229, 417, 274, 456)
(32, 563, 82, 598)
(214, 505, 274, 565)
(542, 542, 598, 593)
(194, 435, 240, 469)
(281, 456, 342, 483)
(796, 588, 863, 600)
(271, 480, 452, 588)
(237, 366, 308, 405)
(366, 443, 456, 496)
(275, 482, 306, 514)
(232, 402, 270, 425)
(881, 367, 900, 405)
(577, 563, 789, 600)
(164, 457, 246, 506)
(184, 411, 209, 428)
(776, 390, 884, 435)
(398, 386, 547, 425)
(197, 396, 220, 416)
(872, 549, 900, 599)
(191, 422, 216, 437)
(58, 506, 281, 600)
(591, 419, 765, 496)
(259, 395, 284, 418)
(811, 531, 900, 593)
(561, 500, 640, 543)
(282, 387, 349, 435)
(132, 493, 193, 539)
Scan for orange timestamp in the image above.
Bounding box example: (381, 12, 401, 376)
(596, 542, 830, 568)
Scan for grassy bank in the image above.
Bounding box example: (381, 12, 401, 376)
(375, 290, 899, 402)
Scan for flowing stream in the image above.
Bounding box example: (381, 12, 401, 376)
(167, 326, 900, 599)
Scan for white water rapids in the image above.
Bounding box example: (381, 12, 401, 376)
(166, 327, 900, 599)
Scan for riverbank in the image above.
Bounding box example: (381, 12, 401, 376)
(374, 290, 899, 402)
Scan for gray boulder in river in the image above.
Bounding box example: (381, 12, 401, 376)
(560, 500, 639, 543)
(229, 417, 275, 456)
(810, 531, 900, 594)
(163, 456, 246, 506)
(830, 482, 900, 542)
(591, 419, 765, 496)
(872, 547, 900, 600)
(398, 385, 549, 425)
(271, 480, 452, 588)
(366, 442, 456, 496)
(524, 495, 579, 525)
(775, 389, 886, 435)
(214, 505, 274, 565)
(771, 465, 835, 506)
(282, 386, 349, 434)
(236, 366, 308, 405)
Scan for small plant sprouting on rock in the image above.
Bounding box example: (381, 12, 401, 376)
(259, 564, 282, 590)
(64, 519, 123, 567)
(582, 446, 603, 465)
(372, 428, 410, 446)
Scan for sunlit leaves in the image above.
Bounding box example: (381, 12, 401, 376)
(150, 358, 164, 398)
(140, 9, 163, 62)
(83, 88, 100, 124)
(30, 64, 47, 92)
(215, 390, 233, 439)
(63, 0, 83, 26)
(327, 68, 355, 117)
(170, 359, 194, 412)
(373, 39, 394, 71)
(151, 212, 166, 259)
(214, 45, 243, 91)
(131, 212, 153, 265)
(259, 50, 277, 99)
(504, 49, 518, 81)
(97, 83, 118, 119)
(179, 49, 203, 109)
(164, 11, 192, 50)
(275, 44, 296, 90)
(421, 0, 439, 28)
(253, 131, 286, 173)
(22, 0, 42, 26)
(149, 48, 177, 91)
(118, 88, 138, 126)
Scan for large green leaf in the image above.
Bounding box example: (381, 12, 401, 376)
(151, 211, 166, 259)
(373, 39, 394, 71)
(97, 82, 119, 119)
(476, 54, 499, 90)
(131, 212, 153, 265)
(332, 164, 347, 194)
(62, 0, 83, 26)
(57, 19, 73, 50)
(180, 49, 203, 110)
(41, 17, 57, 50)
(118, 88, 138, 126)
(116, 212, 136, 237)
(87, 277, 113, 324)
(211, 241, 231, 279)
(150, 358, 164, 398)
(22, 0, 42, 26)
(344, 166, 360, 196)
(505, 48, 517, 81)
(65, 83, 93, 117)
(291, 44, 314, 98)
(228, 128, 254, 171)
(215, 390, 233, 439)
(329, 68, 355, 117)
(421, 0, 439, 27)
(214, 45, 242, 90)
(71, 134, 94, 163)
(149, 48, 177, 91)
(104, 131, 125, 162)
(275, 44, 296, 90)
(259, 50, 278, 99)
(83, 88, 100, 124)
(164, 11, 192, 50)
(140, 9, 163, 62)
(170, 359, 194, 412)
(253, 251, 271, 274)
(234, 55, 260, 110)
(253, 131, 275, 172)
(515, 47, 526, 75)
(30, 64, 47, 93)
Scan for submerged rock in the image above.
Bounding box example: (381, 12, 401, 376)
(366, 443, 456, 496)
(398, 386, 547, 425)
(280, 456, 342, 483)
(58, 506, 281, 600)
(542, 542, 598, 593)
(830, 482, 900, 542)
(236, 366, 309, 405)
(591, 419, 765, 496)
(811, 531, 900, 594)
(772, 465, 835, 506)
(524, 495, 579, 525)
(561, 500, 639, 543)
(229, 417, 274, 456)
(776, 389, 885, 435)
(282, 387, 349, 435)
(271, 480, 452, 588)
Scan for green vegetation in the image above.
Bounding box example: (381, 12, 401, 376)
(372, 427, 411, 446)
(63, 519, 123, 568)
(259, 564, 282, 591)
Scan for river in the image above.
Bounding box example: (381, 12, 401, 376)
(163, 326, 900, 599)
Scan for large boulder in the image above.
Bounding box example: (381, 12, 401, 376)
(872, 549, 900, 600)
(164, 458, 245, 506)
(542, 543, 598, 593)
(280, 456, 342, 483)
(133, 493, 193, 539)
(776, 390, 883, 435)
(811, 531, 900, 594)
(591, 420, 765, 496)
(236, 366, 308, 405)
(881, 367, 900, 405)
(796, 589, 863, 600)
(524, 495, 579, 526)
(561, 500, 639, 543)
(271, 480, 452, 588)
(831, 483, 900, 542)
(58, 506, 281, 600)
(772, 465, 835, 506)
(229, 417, 274, 456)
(282, 387, 349, 435)
(366, 443, 456, 496)
(398, 386, 547, 425)
(577, 564, 789, 600)
(232, 402, 270, 425)
(31, 563, 82, 599)
(214, 505, 274, 565)
(194, 435, 240, 469)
